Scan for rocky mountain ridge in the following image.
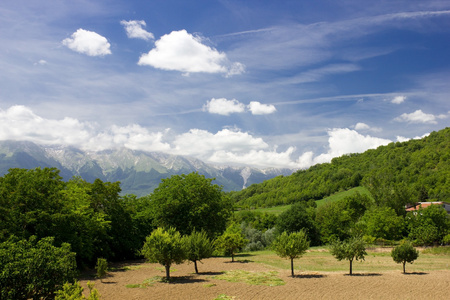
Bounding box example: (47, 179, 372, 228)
(0, 140, 294, 196)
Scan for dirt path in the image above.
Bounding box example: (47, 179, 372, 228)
(80, 257, 450, 300)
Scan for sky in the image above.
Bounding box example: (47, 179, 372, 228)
(0, 0, 449, 170)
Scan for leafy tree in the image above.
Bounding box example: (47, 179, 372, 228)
(0, 236, 77, 300)
(272, 230, 310, 277)
(182, 230, 214, 274)
(391, 241, 419, 274)
(95, 258, 108, 281)
(406, 204, 450, 245)
(276, 201, 320, 245)
(330, 236, 367, 275)
(215, 224, 248, 262)
(141, 227, 185, 280)
(316, 193, 371, 243)
(357, 207, 404, 241)
(150, 172, 232, 238)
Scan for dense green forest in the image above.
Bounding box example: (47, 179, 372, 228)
(0, 127, 449, 299)
(230, 127, 449, 210)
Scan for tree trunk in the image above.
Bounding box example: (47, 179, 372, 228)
(403, 262, 406, 274)
(194, 260, 199, 274)
(349, 259, 353, 275)
(231, 253, 234, 262)
(291, 258, 295, 277)
(165, 264, 171, 280)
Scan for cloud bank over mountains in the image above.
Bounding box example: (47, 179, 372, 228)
(0, 105, 439, 169)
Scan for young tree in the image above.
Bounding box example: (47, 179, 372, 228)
(272, 230, 310, 277)
(330, 236, 367, 275)
(95, 258, 108, 282)
(182, 230, 214, 274)
(141, 227, 185, 280)
(391, 241, 419, 274)
(215, 224, 248, 262)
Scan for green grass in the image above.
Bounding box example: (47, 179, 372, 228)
(315, 186, 372, 208)
(246, 186, 372, 215)
(239, 246, 450, 273)
(125, 276, 164, 288)
(214, 295, 235, 300)
(215, 270, 285, 286)
(252, 204, 291, 215)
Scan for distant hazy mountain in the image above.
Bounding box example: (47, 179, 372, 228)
(0, 140, 293, 196)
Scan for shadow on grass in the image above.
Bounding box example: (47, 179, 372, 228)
(224, 259, 254, 264)
(403, 272, 428, 276)
(344, 273, 382, 277)
(293, 274, 326, 279)
(198, 271, 225, 276)
(167, 275, 207, 285)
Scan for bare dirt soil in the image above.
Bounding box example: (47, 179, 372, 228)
(80, 256, 450, 300)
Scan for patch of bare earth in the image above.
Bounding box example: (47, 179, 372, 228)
(80, 257, 450, 300)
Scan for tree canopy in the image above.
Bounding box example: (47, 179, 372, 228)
(150, 172, 232, 238)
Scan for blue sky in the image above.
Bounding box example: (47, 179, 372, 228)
(0, 0, 449, 169)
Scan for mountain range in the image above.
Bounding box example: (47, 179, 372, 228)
(0, 140, 293, 196)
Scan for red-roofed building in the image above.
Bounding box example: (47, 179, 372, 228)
(405, 202, 450, 214)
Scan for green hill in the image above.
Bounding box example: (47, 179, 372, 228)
(231, 127, 449, 211)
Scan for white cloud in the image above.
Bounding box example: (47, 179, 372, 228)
(296, 128, 392, 168)
(203, 98, 246, 115)
(34, 59, 47, 66)
(396, 132, 430, 143)
(62, 28, 111, 56)
(138, 30, 244, 75)
(353, 122, 382, 133)
(391, 95, 406, 104)
(120, 20, 154, 40)
(248, 101, 277, 115)
(354, 122, 370, 131)
(172, 128, 268, 157)
(394, 109, 438, 124)
(209, 147, 299, 169)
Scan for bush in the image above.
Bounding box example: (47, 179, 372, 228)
(0, 236, 77, 300)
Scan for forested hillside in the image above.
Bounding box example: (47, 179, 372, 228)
(231, 127, 449, 210)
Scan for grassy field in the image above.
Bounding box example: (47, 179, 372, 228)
(248, 186, 372, 215)
(236, 246, 450, 274)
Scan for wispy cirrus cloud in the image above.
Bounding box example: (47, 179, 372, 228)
(62, 29, 111, 56)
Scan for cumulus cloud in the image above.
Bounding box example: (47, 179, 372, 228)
(394, 109, 439, 124)
(296, 128, 392, 168)
(172, 128, 268, 157)
(0, 105, 169, 152)
(391, 95, 406, 104)
(62, 29, 111, 56)
(248, 101, 277, 115)
(120, 20, 154, 40)
(354, 122, 370, 130)
(203, 98, 246, 115)
(353, 122, 382, 133)
(138, 30, 244, 75)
